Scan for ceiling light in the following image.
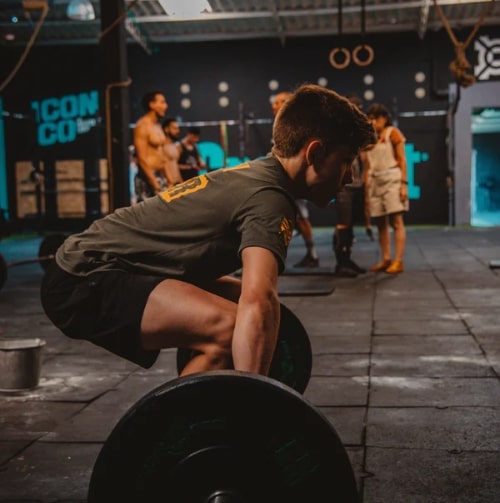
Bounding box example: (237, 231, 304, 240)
(158, 0, 212, 20)
(67, 0, 95, 21)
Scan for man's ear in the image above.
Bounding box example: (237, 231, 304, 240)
(305, 140, 323, 167)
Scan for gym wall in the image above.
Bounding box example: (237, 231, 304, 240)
(1, 26, 499, 229)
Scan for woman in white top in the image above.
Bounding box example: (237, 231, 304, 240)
(361, 103, 409, 274)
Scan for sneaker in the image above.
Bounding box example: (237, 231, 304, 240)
(385, 260, 404, 274)
(369, 259, 392, 272)
(294, 254, 319, 268)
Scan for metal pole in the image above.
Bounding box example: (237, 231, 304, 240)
(100, 0, 131, 212)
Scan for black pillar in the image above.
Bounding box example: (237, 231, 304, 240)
(100, 0, 131, 211)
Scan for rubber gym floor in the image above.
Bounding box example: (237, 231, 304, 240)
(0, 226, 499, 502)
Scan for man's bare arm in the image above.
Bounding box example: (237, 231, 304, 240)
(232, 246, 281, 375)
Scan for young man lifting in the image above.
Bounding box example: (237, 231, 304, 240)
(41, 84, 375, 378)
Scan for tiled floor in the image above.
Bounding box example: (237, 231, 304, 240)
(0, 226, 499, 502)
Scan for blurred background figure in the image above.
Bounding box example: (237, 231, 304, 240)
(134, 91, 179, 202)
(332, 94, 371, 277)
(161, 117, 183, 186)
(177, 126, 207, 181)
(362, 103, 409, 274)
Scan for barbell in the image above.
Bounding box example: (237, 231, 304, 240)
(88, 371, 359, 502)
(0, 233, 66, 291)
(176, 303, 312, 394)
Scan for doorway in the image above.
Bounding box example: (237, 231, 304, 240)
(471, 107, 500, 227)
(453, 81, 500, 226)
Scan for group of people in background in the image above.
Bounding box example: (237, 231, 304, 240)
(132, 88, 408, 275)
(131, 90, 206, 204)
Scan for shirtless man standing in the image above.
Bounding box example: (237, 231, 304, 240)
(133, 91, 182, 202)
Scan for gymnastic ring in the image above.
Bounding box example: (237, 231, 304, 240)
(329, 47, 351, 69)
(352, 44, 374, 67)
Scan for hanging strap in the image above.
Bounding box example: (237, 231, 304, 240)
(329, 0, 350, 69)
(353, 0, 374, 67)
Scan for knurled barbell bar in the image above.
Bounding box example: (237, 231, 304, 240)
(176, 303, 312, 394)
(87, 371, 359, 503)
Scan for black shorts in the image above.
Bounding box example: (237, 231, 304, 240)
(40, 261, 164, 368)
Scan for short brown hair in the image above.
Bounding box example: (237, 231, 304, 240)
(272, 84, 375, 158)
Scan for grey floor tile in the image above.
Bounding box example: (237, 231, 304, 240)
(312, 354, 369, 376)
(0, 373, 129, 402)
(320, 407, 366, 445)
(363, 447, 500, 503)
(371, 352, 495, 377)
(476, 333, 500, 352)
(485, 353, 500, 375)
(303, 318, 372, 336)
(366, 406, 500, 450)
(305, 376, 368, 406)
(370, 377, 500, 407)
(99, 373, 178, 407)
(0, 401, 83, 441)
(375, 288, 449, 300)
(294, 306, 373, 323)
(43, 353, 139, 376)
(0, 441, 32, 466)
(373, 308, 460, 320)
(436, 270, 500, 289)
(310, 334, 371, 354)
(462, 309, 500, 335)
(374, 319, 469, 335)
(447, 288, 500, 308)
(372, 335, 483, 356)
(0, 442, 99, 501)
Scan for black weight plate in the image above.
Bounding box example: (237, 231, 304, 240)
(88, 371, 358, 503)
(176, 303, 312, 393)
(38, 234, 66, 271)
(0, 253, 7, 291)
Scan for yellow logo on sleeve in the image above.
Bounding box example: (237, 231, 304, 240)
(160, 175, 209, 203)
(279, 217, 293, 247)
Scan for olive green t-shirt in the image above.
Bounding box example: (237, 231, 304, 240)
(56, 154, 297, 281)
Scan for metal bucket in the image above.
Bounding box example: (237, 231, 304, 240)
(0, 338, 46, 391)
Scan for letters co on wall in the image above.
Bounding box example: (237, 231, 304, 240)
(17, 90, 108, 222)
(30, 90, 99, 147)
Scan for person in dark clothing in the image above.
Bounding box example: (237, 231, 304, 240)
(333, 94, 372, 277)
(177, 126, 207, 181)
